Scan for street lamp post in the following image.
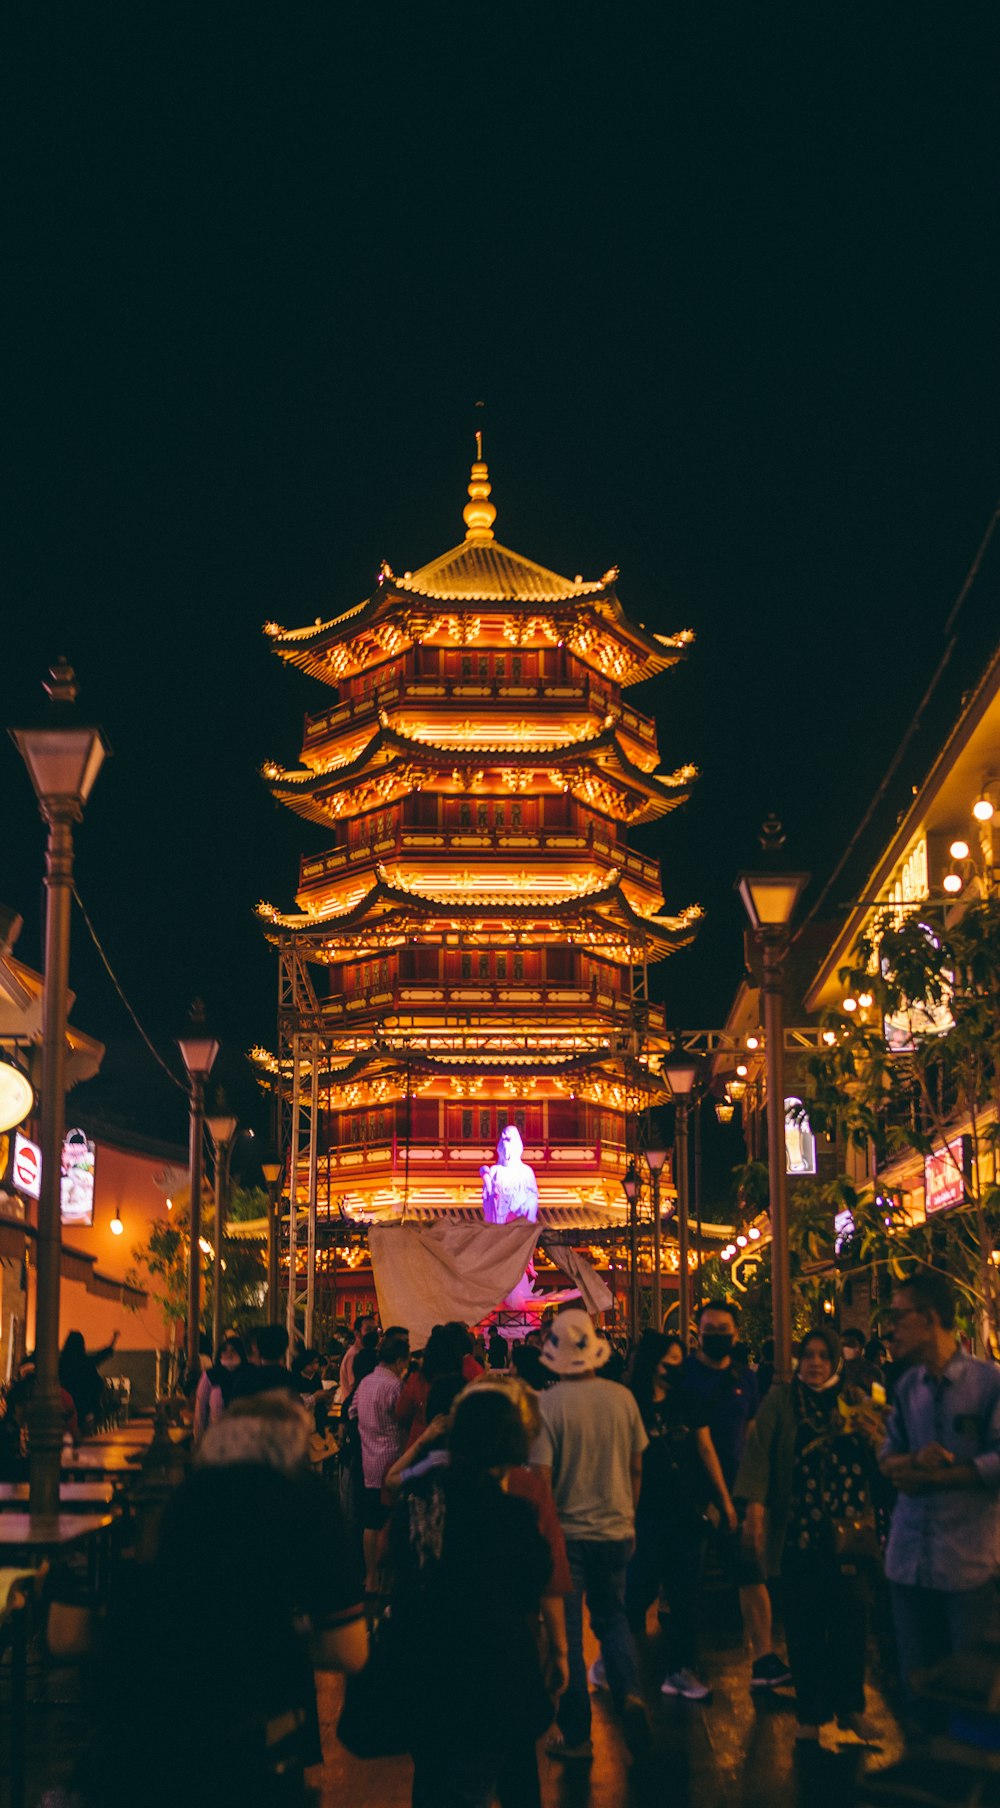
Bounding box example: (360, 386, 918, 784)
(261, 1155, 283, 1314)
(206, 1110, 238, 1357)
(621, 1160, 640, 1339)
(661, 1049, 702, 1350)
(644, 1144, 669, 1331)
(737, 818, 809, 1384)
(10, 660, 108, 1516)
(177, 1006, 219, 1382)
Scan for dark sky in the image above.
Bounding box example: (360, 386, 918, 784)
(3, 9, 1000, 1161)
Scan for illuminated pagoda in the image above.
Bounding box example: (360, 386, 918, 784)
(257, 443, 701, 1329)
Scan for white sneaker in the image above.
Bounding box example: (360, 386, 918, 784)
(661, 1668, 711, 1701)
(588, 1656, 608, 1689)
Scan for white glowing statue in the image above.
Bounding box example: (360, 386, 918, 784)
(480, 1124, 539, 1224)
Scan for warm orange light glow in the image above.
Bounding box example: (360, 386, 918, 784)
(264, 455, 700, 1222)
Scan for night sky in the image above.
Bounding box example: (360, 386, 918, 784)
(4, 11, 1000, 1173)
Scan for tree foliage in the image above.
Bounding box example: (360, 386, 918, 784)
(800, 897, 1000, 1337)
(127, 1184, 268, 1341)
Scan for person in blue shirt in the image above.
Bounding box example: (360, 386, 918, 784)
(880, 1266, 1000, 1704)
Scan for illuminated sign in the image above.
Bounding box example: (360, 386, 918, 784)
(924, 1136, 969, 1216)
(0, 1058, 33, 1133)
(10, 1128, 98, 1224)
(883, 836, 928, 913)
(834, 1209, 856, 1253)
(12, 1132, 41, 1199)
(731, 1248, 766, 1293)
(784, 1098, 817, 1175)
(61, 1128, 96, 1227)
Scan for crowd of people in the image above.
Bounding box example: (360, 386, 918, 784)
(16, 1263, 999, 1808)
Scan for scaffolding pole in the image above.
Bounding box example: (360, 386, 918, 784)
(305, 1036, 319, 1345)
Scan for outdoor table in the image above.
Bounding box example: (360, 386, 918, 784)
(0, 1483, 114, 1512)
(0, 1514, 114, 1595)
(88, 1423, 153, 1447)
(61, 1448, 142, 1476)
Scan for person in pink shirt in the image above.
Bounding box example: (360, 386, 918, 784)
(351, 1328, 410, 1593)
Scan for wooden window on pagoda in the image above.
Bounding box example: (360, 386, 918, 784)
(459, 801, 472, 829)
(511, 802, 522, 829)
(452, 1105, 535, 1144)
(513, 952, 524, 981)
(477, 953, 490, 982)
(476, 802, 489, 830)
(494, 802, 505, 829)
(496, 952, 507, 982)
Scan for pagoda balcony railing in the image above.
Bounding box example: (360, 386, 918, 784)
(301, 684, 657, 747)
(317, 984, 665, 1030)
(294, 1137, 631, 1176)
(298, 833, 660, 892)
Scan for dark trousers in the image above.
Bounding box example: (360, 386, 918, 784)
(412, 1738, 540, 1808)
(560, 1537, 641, 1746)
(890, 1578, 996, 1705)
(781, 1550, 868, 1726)
(625, 1514, 703, 1671)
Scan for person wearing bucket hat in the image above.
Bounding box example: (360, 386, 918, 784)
(531, 1308, 651, 1760)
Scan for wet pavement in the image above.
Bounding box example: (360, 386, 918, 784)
(15, 1574, 905, 1805)
(312, 1596, 906, 1807)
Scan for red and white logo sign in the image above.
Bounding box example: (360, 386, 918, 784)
(12, 1132, 42, 1200)
(924, 1136, 967, 1216)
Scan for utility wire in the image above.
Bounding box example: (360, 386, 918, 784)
(794, 499, 1000, 941)
(71, 884, 188, 1093)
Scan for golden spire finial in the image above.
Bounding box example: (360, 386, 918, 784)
(463, 428, 496, 544)
(463, 402, 495, 542)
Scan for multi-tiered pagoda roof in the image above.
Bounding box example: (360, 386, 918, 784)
(258, 447, 700, 1230)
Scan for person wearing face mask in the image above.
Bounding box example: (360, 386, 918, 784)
(736, 1326, 883, 1742)
(613, 1331, 737, 1702)
(193, 1333, 246, 1439)
(681, 1301, 791, 1693)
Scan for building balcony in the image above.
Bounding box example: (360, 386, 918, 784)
(297, 1138, 631, 1176)
(299, 683, 658, 763)
(318, 982, 665, 1033)
(298, 832, 661, 898)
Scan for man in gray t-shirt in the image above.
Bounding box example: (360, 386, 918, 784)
(530, 1310, 649, 1760)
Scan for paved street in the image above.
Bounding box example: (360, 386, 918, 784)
(312, 1603, 905, 1808)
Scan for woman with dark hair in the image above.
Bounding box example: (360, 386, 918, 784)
(736, 1327, 883, 1742)
(59, 1328, 119, 1432)
(619, 1330, 736, 1701)
(395, 1321, 481, 1450)
(194, 1334, 247, 1439)
(389, 1387, 561, 1808)
(339, 1336, 380, 1551)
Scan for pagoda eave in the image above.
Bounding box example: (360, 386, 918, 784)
(259, 879, 702, 960)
